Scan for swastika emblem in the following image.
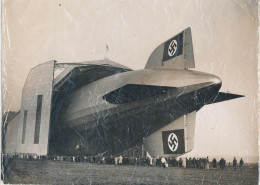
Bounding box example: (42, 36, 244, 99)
(168, 40, 178, 57)
(168, 133, 178, 152)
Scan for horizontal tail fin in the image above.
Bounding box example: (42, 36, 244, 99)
(207, 92, 244, 105)
(145, 27, 195, 70)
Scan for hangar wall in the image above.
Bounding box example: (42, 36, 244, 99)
(5, 61, 54, 155)
(5, 114, 20, 154)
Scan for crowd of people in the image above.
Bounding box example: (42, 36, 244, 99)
(3, 153, 244, 170)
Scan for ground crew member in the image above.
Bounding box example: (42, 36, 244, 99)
(118, 155, 123, 165)
(212, 158, 217, 168)
(161, 157, 168, 168)
(205, 157, 209, 170)
(182, 158, 186, 168)
(239, 158, 244, 170)
(233, 157, 237, 170)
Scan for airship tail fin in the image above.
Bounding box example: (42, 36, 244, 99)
(207, 92, 244, 105)
(144, 111, 196, 157)
(145, 27, 195, 70)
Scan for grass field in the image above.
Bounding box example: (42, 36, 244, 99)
(3, 159, 258, 184)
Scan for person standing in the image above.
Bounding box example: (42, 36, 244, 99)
(182, 157, 186, 168)
(198, 158, 201, 169)
(205, 157, 210, 170)
(118, 155, 123, 165)
(161, 157, 168, 168)
(149, 157, 153, 166)
(193, 157, 196, 168)
(212, 158, 217, 168)
(220, 158, 226, 170)
(161, 157, 166, 168)
(115, 157, 118, 165)
(219, 158, 223, 170)
(179, 158, 183, 167)
(239, 158, 244, 170)
(233, 157, 237, 170)
(223, 158, 226, 170)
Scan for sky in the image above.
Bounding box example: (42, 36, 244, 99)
(2, 0, 259, 162)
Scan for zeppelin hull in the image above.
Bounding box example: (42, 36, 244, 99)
(49, 83, 221, 156)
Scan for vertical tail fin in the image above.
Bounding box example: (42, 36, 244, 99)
(144, 112, 196, 157)
(145, 27, 195, 70)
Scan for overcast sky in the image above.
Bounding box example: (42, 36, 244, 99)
(2, 0, 258, 162)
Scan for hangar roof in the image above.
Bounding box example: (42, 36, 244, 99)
(53, 59, 132, 92)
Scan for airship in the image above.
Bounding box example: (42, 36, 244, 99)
(4, 28, 243, 157)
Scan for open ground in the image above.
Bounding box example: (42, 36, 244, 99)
(2, 159, 258, 184)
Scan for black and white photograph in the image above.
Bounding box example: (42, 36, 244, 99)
(1, 0, 259, 184)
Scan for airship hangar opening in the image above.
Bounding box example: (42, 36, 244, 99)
(49, 60, 133, 156)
